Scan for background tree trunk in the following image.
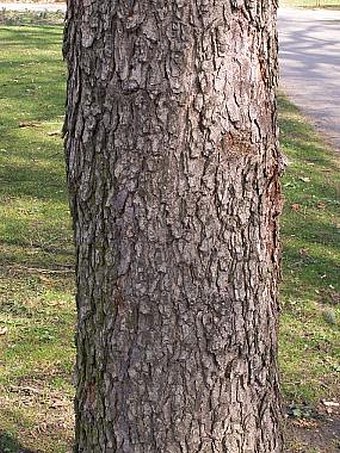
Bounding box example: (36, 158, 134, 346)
(64, 1, 283, 451)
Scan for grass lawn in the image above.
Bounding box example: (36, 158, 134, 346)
(0, 18, 74, 453)
(0, 14, 339, 453)
(279, 97, 340, 403)
(279, 97, 340, 452)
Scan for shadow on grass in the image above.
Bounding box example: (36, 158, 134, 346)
(279, 95, 339, 162)
(282, 244, 339, 288)
(0, 154, 67, 202)
(0, 22, 74, 453)
(279, 94, 340, 303)
(0, 432, 37, 453)
(0, 23, 73, 270)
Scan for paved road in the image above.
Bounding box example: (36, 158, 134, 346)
(278, 7, 340, 153)
(0, 2, 65, 11)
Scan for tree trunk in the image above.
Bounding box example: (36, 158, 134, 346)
(64, 1, 283, 451)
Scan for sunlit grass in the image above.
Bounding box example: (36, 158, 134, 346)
(279, 94, 340, 403)
(0, 23, 75, 453)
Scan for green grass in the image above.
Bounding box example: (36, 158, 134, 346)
(279, 95, 340, 403)
(0, 20, 339, 453)
(0, 24, 75, 453)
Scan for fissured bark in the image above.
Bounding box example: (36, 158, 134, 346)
(64, 1, 283, 451)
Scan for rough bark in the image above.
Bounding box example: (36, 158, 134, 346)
(64, 0, 283, 451)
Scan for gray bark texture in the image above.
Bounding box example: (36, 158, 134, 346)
(64, 0, 283, 451)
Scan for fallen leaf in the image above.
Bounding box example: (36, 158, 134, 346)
(299, 176, 311, 183)
(317, 201, 327, 210)
(330, 291, 340, 305)
(299, 248, 309, 257)
(19, 121, 39, 128)
(322, 400, 340, 408)
(291, 204, 301, 212)
(0, 326, 8, 335)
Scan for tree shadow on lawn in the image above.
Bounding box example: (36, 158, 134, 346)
(0, 431, 38, 453)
